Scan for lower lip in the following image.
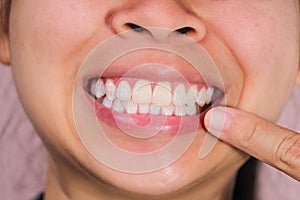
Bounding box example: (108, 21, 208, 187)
(86, 95, 207, 137)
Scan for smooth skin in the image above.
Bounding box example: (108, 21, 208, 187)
(0, 0, 300, 200)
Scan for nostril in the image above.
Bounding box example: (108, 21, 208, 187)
(175, 27, 195, 35)
(126, 23, 146, 33)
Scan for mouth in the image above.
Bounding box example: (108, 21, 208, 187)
(73, 30, 235, 169)
(83, 67, 225, 138)
(78, 42, 227, 146)
(87, 77, 220, 116)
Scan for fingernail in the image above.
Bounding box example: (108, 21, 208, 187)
(204, 107, 230, 138)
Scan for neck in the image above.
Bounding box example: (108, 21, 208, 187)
(44, 156, 237, 200)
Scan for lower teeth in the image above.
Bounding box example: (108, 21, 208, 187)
(95, 95, 211, 116)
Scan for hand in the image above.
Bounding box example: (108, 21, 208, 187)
(204, 107, 300, 181)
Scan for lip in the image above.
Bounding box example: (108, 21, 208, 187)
(79, 45, 226, 140)
(84, 84, 223, 139)
(99, 63, 205, 84)
(82, 61, 225, 138)
(82, 48, 226, 92)
(73, 30, 232, 160)
(89, 95, 205, 136)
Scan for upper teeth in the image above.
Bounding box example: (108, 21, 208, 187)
(132, 79, 152, 104)
(116, 80, 132, 101)
(105, 79, 116, 101)
(152, 82, 172, 106)
(89, 78, 216, 116)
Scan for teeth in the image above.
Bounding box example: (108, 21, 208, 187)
(105, 79, 116, 101)
(161, 105, 175, 116)
(90, 78, 105, 98)
(112, 99, 124, 112)
(102, 97, 113, 108)
(123, 100, 138, 114)
(186, 85, 198, 106)
(185, 104, 197, 116)
(152, 82, 172, 106)
(173, 84, 187, 106)
(196, 87, 206, 107)
(206, 87, 214, 104)
(138, 104, 150, 114)
(90, 79, 97, 96)
(132, 80, 152, 104)
(175, 106, 186, 116)
(116, 80, 131, 101)
(91, 78, 218, 116)
(150, 104, 161, 115)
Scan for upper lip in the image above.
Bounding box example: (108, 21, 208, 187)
(81, 51, 226, 93)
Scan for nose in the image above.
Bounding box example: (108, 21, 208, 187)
(110, 0, 206, 42)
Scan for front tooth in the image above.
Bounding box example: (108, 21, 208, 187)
(152, 82, 172, 106)
(173, 84, 187, 106)
(196, 87, 206, 107)
(206, 87, 214, 104)
(186, 85, 198, 106)
(132, 80, 152, 104)
(150, 104, 161, 115)
(185, 104, 197, 116)
(105, 79, 116, 101)
(175, 106, 186, 116)
(102, 97, 113, 108)
(161, 105, 174, 116)
(112, 99, 124, 112)
(123, 100, 137, 114)
(139, 104, 149, 114)
(116, 80, 132, 101)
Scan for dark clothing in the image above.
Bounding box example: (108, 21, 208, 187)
(34, 193, 44, 200)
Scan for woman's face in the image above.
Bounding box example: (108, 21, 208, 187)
(7, 0, 300, 197)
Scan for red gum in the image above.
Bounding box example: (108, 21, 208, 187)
(101, 77, 208, 91)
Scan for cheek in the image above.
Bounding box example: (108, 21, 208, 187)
(8, 1, 113, 141)
(205, 1, 299, 120)
(13, 0, 111, 66)
(9, 1, 111, 104)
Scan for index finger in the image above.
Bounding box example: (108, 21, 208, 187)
(204, 106, 300, 181)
